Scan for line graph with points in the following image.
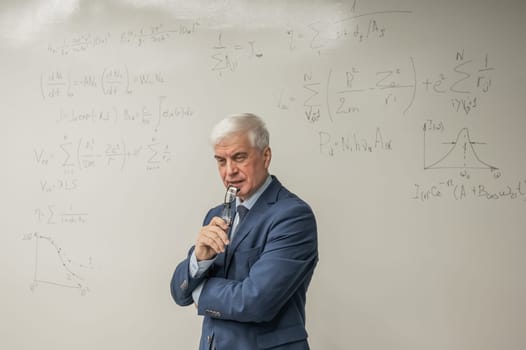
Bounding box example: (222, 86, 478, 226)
(28, 232, 92, 295)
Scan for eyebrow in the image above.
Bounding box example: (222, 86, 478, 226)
(232, 151, 248, 158)
(214, 151, 248, 160)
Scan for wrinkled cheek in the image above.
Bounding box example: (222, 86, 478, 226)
(238, 183, 250, 199)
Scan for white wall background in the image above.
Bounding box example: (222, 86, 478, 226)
(1, 1, 525, 349)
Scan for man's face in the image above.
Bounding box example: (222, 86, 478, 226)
(214, 132, 271, 201)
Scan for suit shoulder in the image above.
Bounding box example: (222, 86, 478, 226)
(276, 186, 312, 207)
(273, 187, 316, 220)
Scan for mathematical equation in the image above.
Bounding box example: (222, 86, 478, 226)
(294, 50, 495, 124)
(318, 127, 393, 157)
(287, 8, 413, 50)
(47, 21, 201, 55)
(211, 33, 264, 76)
(412, 178, 526, 202)
(47, 32, 111, 55)
(34, 204, 89, 225)
(300, 57, 417, 123)
(56, 97, 194, 130)
(421, 51, 494, 115)
(40, 66, 166, 99)
(39, 178, 78, 193)
(120, 22, 201, 47)
(34, 135, 172, 173)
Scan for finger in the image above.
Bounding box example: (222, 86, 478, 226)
(211, 216, 229, 230)
(205, 221, 230, 245)
(197, 230, 218, 249)
(198, 230, 227, 253)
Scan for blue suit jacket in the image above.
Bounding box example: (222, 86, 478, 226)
(170, 176, 318, 349)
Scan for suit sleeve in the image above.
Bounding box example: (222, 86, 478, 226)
(170, 246, 208, 306)
(196, 200, 318, 323)
(170, 209, 216, 306)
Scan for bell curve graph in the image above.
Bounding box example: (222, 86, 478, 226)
(424, 127, 498, 172)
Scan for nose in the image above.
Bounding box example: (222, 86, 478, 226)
(226, 159, 238, 175)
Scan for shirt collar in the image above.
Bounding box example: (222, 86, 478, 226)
(236, 175, 272, 210)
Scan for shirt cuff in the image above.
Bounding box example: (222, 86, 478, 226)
(189, 251, 215, 278)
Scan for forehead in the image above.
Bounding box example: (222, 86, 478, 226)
(214, 132, 253, 154)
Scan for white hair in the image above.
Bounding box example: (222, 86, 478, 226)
(210, 113, 269, 150)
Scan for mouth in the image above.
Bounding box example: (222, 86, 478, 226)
(227, 180, 243, 189)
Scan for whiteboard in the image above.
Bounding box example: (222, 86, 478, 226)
(2, 1, 526, 349)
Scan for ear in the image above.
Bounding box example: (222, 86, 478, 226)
(263, 146, 272, 168)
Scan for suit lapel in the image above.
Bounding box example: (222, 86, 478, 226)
(224, 177, 282, 273)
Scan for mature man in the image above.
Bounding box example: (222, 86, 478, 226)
(170, 113, 318, 349)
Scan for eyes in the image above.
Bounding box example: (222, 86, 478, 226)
(215, 152, 249, 166)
